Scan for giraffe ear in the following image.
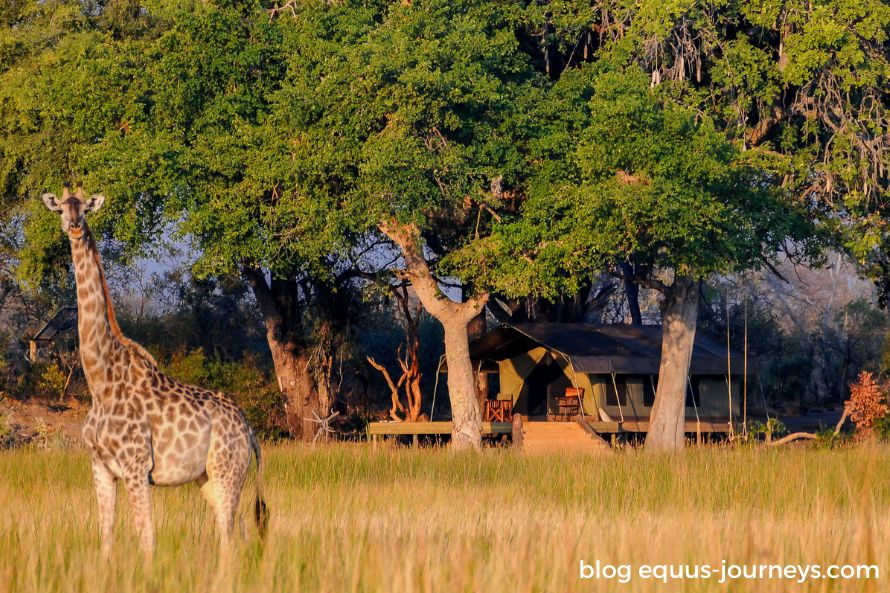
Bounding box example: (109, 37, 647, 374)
(84, 194, 105, 212)
(42, 193, 62, 212)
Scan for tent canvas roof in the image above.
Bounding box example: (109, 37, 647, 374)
(469, 323, 749, 375)
(31, 307, 78, 343)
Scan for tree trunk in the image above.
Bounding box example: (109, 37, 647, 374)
(444, 321, 484, 449)
(645, 276, 699, 452)
(267, 338, 320, 440)
(467, 297, 488, 409)
(244, 268, 324, 442)
(620, 262, 643, 325)
(380, 220, 487, 450)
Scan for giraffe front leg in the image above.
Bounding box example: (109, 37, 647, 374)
(123, 474, 155, 562)
(90, 457, 117, 558)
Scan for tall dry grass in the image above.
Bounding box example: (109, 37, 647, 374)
(0, 444, 888, 592)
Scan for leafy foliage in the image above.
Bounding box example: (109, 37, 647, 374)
(518, 0, 888, 294)
(845, 370, 889, 439)
(448, 66, 813, 298)
(747, 417, 788, 441)
(0, 0, 887, 431)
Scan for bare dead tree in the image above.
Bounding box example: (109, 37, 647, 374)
(366, 283, 426, 422)
(55, 345, 81, 404)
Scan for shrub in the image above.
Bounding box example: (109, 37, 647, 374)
(34, 363, 66, 400)
(164, 349, 286, 439)
(0, 412, 12, 448)
(814, 424, 851, 449)
(845, 371, 889, 440)
(747, 418, 788, 443)
(874, 414, 890, 442)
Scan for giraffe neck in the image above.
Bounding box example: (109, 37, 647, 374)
(70, 225, 126, 403)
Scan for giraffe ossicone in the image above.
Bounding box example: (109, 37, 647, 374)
(42, 183, 268, 560)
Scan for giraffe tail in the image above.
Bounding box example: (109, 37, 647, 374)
(250, 432, 269, 540)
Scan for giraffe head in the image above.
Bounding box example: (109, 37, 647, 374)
(42, 182, 105, 239)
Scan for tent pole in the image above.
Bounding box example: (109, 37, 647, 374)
(648, 374, 657, 408)
(743, 287, 748, 435)
(725, 289, 734, 439)
(430, 354, 445, 422)
(757, 374, 770, 420)
(610, 372, 625, 424)
(688, 375, 701, 445)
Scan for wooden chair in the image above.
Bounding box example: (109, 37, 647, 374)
(483, 400, 499, 422)
(484, 396, 514, 422)
(555, 387, 584, 421)
(498, 398, 514, 422)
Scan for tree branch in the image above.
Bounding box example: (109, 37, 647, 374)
(378, 219, 488, 323)
(242, 266, 279, 323)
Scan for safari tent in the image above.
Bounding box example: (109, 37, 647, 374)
(470, 323, 745, 431)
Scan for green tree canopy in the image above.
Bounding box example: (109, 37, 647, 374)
(447, 66, 814, 297)
(524, 0, 888, 285)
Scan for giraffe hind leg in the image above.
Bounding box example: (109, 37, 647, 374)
(201, 438, 250, 551)
(200, 476, 242, 551)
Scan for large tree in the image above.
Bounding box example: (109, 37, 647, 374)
(0, 0, 367, 440)
(267, 0, 541, 448)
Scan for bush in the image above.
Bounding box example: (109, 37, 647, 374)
(0, 412, 13, 448)
(34, 363, 66, 400)
(747, 418, 788, 443)
(163, 349, 286, 439)
(845, 371, 889, 440)
(814, 424, 851, 449)
(874, 415, 890, 442)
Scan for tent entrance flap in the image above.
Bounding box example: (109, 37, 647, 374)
(497, 346, 548, 406)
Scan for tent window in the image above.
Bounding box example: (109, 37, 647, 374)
(685, 377, 702, 407)
(643, 375, 657, 407)
(606, 376, 628, 406)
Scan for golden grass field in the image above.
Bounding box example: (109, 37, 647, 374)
(1, 443, 888, 593)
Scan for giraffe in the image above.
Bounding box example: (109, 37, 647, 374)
(42, 183, 268, 560)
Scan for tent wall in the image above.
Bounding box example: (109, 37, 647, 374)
(693, 377, 742, 419)
(497, 349, 744, 422)
(590, 375, 651, 421)
(590, 373, 741, 421)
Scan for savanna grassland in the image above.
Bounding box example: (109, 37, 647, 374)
(1, 444, 888, 593)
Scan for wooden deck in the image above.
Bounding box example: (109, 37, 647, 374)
(368, 421, 512, 445)
(367, 418, 733, 444)
(588, 420, 733, 434)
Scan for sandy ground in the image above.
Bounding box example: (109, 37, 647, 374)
(0, 397, 87, 448)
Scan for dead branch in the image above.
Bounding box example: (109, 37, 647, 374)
(770, 432, 818, 446)
(366, 356, 406, 421)
(304, 410, 340, 444)
(834, 408, 850, 434)
(268, 0, 297, 21)
(769, 409, 850, 446)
